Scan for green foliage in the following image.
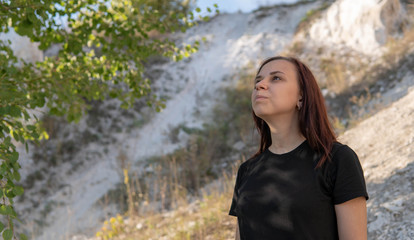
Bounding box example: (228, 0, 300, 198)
(0, 0, 218, 238)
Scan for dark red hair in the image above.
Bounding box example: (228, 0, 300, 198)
(251, 56, 336, 168)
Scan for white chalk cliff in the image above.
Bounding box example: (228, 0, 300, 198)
(5, 0, 413, 239)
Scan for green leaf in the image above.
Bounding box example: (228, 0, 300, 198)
(30, 132, 40, 139)
(0, 221, 4, 232)
(0, 205, 17, 218)
(4, 136, 11, 145)
(5, 190, 15, 198)
(2, 229, 12, 240)
(20, 233, 28, 240)
(35, 96, 46, 107)
(23, 111, 30, 121)
(27, 125, 36, 131)
(120, 102, 129, 109)
(10, 152, 19, 162)
(195, 7, 201, 13)
(98, 4, 107, 12)
(109, 90, 118, 98)
(13, 170, 21, 181)
(88, 34, 95, 41)
(12, 131, 19, 141)
(9, 106, 21, 117)
(14, 19, 33, 37)
(13, 186, 24, 196)
(49, 107, 59, 115)
(0, 205, 7, 215)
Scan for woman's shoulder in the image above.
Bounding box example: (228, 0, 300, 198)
(328, 141, 361, 169)
(327, 141, 368, 203)
(330, 141, 357, 158)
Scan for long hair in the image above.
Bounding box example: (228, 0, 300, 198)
(251, 56, 336, 168)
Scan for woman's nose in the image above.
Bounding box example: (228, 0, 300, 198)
(255, 79, 267, 90)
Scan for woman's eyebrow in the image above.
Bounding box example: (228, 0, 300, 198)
(269, 71, 285, 75)
(255, 71, 285, 79)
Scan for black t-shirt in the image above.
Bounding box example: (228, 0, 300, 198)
(229, 140, 369, 240)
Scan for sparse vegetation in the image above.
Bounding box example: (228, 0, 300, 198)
(30, 21, 412, 237)
(95, 164, 238, 240)
(95, 22, 414, 234)
(94, 68, 258, 239)
(319, 57, 347, 93)
(15, 1, 414, 239)
(296, 1, 332, 33)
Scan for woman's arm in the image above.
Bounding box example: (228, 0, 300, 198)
(235, 221, 240, 240)
(334, 196, 367, 240)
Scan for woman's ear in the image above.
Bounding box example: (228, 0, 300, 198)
(297, 96, 303, 110)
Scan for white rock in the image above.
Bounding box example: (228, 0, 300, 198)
(368, 212, 388, 232)
(136, 223, 143, 230)
(307, 0, 406, 56)
(0, 28, 43, 64)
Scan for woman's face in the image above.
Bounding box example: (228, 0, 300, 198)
(251, 59, 302, 120)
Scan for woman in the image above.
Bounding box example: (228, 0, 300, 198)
(229, 56, 369, 240)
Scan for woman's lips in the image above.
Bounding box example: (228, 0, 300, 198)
(255, 95, 268, 100)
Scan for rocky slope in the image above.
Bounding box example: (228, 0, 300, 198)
(8, 0, 414, 239)
(339, 82, 414, 239)
(16, 1, 322, 239)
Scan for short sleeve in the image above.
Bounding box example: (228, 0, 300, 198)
(331, 145, 369, 205)
(229, 163, 246, 217)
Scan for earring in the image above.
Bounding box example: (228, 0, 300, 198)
(297, 102, 302, 110)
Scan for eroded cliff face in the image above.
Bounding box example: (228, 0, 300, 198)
(301, 0, 407, 55)
(8, 0, 414, 239)
(288, 0, 413, 100)
(16, 2, 323, 239)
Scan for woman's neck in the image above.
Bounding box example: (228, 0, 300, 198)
(265, 114, 305, 154)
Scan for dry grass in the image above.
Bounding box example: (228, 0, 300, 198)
(94, 169, 238, 240)
(92, 67, 256, 239)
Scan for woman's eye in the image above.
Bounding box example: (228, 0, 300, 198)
(272, 76, 281, 81)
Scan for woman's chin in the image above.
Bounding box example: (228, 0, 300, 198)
(254, 112, 272, 121)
